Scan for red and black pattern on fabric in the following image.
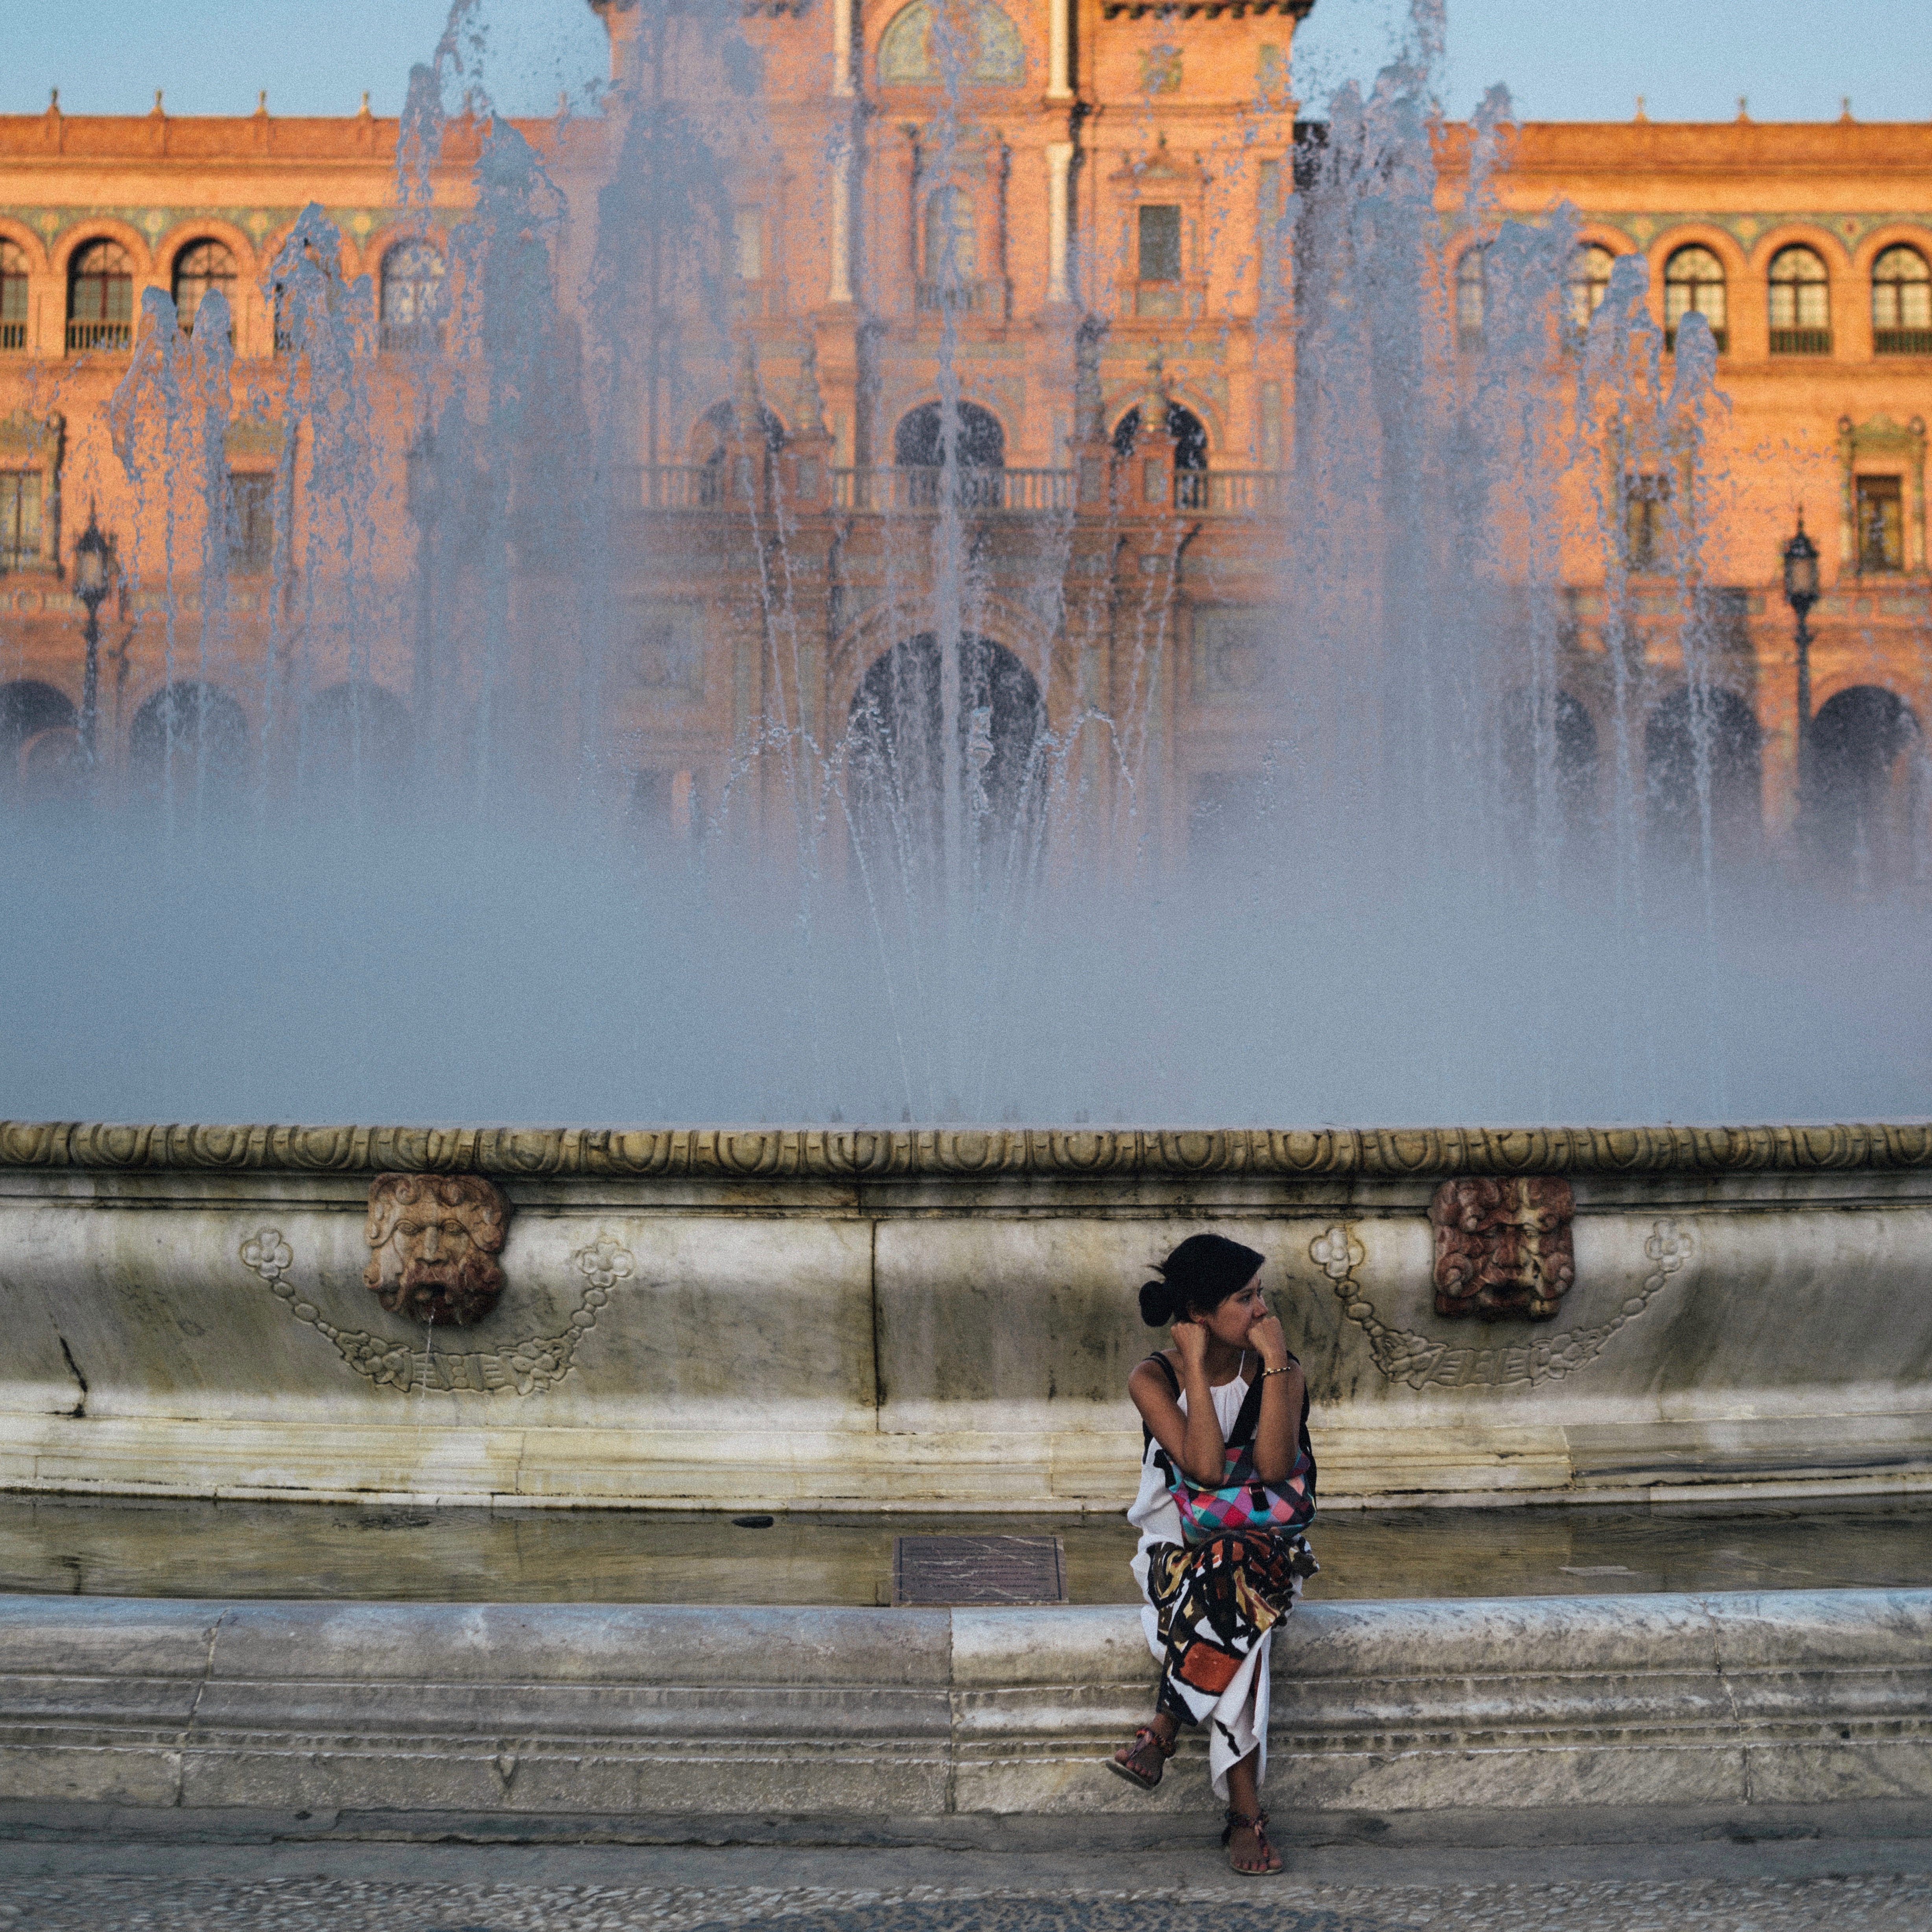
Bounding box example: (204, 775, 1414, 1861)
(1145, 1528, 1318, 1711)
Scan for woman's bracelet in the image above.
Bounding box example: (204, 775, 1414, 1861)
(1259, 1363, 1292, 1379)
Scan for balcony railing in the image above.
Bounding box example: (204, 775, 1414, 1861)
(1, 322, 24, 352)
(380, 320, 446, 356)
(833, 466, 1074, 513)
(1876, 327, 1932, 356)
(1665, 325, 1727, 355)
(618, 461, 1287, 518)
(1770, 327, 1832, 356)
(914, 278, 1009, 319)
(1176, 470, 1287, 515)
(624, 465, 728, 511)
(66, 320, 131, 352)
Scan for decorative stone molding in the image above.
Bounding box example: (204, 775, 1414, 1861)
(1430, 1176, 1575, 1321)
(1313, 1217, 1691, 1390)
(240, 1224, 637, 1396)
(9, 1117, 1932, 1180)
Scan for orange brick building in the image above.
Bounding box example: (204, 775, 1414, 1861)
(0, 0, 1927, 876)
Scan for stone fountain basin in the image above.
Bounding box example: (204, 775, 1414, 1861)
(2, 1120, 1930, 1512)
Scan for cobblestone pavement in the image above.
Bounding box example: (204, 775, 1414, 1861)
(4, 1873, 1932, 1931)
(4, 1806, 1930, 1932)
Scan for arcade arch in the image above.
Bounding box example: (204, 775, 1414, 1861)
(301, 680, 412, 788)
(846, 630, 1045, 859)
(1810, 685, 1924, 884)
(0, 680, 79, 804)
(1501, 686, 1600, 833)
(128, 681, 249, 800)
(1644, 686, 1760, 861)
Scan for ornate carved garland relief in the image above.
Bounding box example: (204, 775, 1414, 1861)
(1313, 1218, 1692, 1391)
(240, 1226, 636, 1396)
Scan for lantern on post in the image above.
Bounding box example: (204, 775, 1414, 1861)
(1782, 510, 1819, 840)
(71, 506, 118, 765)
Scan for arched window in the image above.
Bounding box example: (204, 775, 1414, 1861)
(1663, 245, 1726, 353)
(921, 186, 977, 308)
(1856, 474, 1904, 573)
(1455, 245, 1487, 350)
(1872, 244, 1931, 355)
(379, 240, 446, 354)
(1111, 402, 1207, 471)
(66, 240, 133, 353)
(894, 400, 1004, 467)
(0, 467, 39, 567)
(172, 239, 238, 339)
(1568, 243, 1617, 337)
(0, 680, 81, 807)
(1767, 245, 1830, 355)
(0, 241, 27, 352)
(694, 398, 786, 507)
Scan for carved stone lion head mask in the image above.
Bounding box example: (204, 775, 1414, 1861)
(363, 1173, 510, 1327)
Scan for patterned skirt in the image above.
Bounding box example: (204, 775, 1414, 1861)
(1145, 1528, 1319, 1721)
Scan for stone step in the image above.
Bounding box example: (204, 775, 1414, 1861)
(2, 1587, 1927, 1818)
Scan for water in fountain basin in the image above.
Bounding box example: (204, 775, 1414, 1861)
(2, 0, 1926, 1128)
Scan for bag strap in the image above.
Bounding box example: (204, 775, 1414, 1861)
(1229, 1349, 1302, 1453)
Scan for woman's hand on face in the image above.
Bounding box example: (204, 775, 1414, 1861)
(1172, 1317, 1211, 1372)
(1248, 1309, 1289, 1371)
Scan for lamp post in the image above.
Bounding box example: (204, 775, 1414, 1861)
(71, 507, 117, 767)
(1781, 509, 1820, 844)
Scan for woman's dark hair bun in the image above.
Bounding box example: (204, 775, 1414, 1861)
(1137, 1232, 1267, 1327)
(1139, 1279, 1178, 1327)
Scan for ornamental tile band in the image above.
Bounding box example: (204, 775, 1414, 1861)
(5, 1119, 1932, 1179)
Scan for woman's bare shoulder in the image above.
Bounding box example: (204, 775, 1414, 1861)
(1128, 1349, 1180, 1392)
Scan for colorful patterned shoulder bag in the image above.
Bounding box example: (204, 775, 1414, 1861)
(1143, 1353, 1316, 1545)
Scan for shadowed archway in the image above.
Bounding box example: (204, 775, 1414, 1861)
(847, 631, 1045, 863)
(1812, 684, 1923, 884)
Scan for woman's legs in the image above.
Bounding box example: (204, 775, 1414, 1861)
(1223, 1749, 1281, 1874)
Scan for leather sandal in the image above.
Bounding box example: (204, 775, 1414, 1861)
(1106, 1724, 1176, 1790)
(1221, 1804, 1282, 1875)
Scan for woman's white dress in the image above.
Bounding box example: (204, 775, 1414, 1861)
(1125, 1361, 1273, 1797)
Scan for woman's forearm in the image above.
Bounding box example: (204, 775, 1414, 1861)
(1250, 1369, 1301, 1484)
(1179, 1367, 1228, 1484)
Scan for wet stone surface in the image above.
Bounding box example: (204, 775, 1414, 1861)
(1, 1492, 1928, 1604)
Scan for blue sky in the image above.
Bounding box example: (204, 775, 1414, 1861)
(4, 0, 1925, 123)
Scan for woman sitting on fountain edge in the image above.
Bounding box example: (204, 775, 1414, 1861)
(1109, 1233, 1318, 1877)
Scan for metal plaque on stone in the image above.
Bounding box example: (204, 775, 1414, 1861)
(892, 1534, 1067, 1607)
